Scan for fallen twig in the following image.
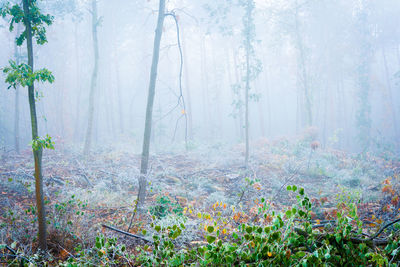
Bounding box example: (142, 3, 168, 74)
(0, 245, 33, 264)
(102, 224, 153, 243)
(369, 217, 400, 241)
(271, 168, 300, 202)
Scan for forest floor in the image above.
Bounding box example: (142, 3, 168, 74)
(1, 134, 400, 263)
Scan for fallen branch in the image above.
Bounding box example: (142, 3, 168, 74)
(102, 224, 153, 243)
(0, 245, 33, 264)
(295, 217, 400, 246)
(369, 218, 400, 241)
(294, 227, 388, 246)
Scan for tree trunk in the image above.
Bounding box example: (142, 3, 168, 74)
(200, 36, 211, 140)
(73, 22, 83, 143)
(181, 27, 193, 140)
(22, 0, 47, 251)
(115, 60, 124, 134)
(14, 86, 20, 154)
(13, 35, 20, 154)
(83, 0, 99, 156)
(256, 79, 266, 137)
(105, 64, 116, 139)
(245, 44, 250, 167)
(244, 0, 252, 168)
(295, 0, 312, 127)
(355, 3, 372, 152)
(233, 49, 244, 140)
(263, 56, 271, 136)
(225, 44, 240, 139)
(382, 47, 398, 140)
(137, 0, 166, 213)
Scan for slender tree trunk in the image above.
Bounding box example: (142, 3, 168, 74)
(116, 61, 124, 134)
(233, 49, 244, 140)
(338, 69, 349, 149)
(14, 86, 20, 153)
(73, 22, 83, 143)
(137, 0, 166, 213)
(355, 3, 372, 152)
(256, 80, 266, 137)
(322, 85, 328, 147)
(225, 45, 241, 139)
(263, 60, 271, 136)
(22, 0, 46, 251)
(105, 64, 116, 139)
(295, 0, 312, 127)
(181, 28, 193, 140)
(84, 0, 99, 156)
(210, 45, 222, 139)
(13, 36, 20, 154)
(244, 0, 253, 168)
(382, 47, 398, 139)
(200, 36, 211, 140)
(59, 71, 65, 138)
(245, 43, 250, 167)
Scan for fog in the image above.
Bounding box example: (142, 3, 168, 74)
(0, 0, 399, 154)
(0, 0, 400, 264)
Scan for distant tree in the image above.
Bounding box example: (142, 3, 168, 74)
(137, 0, 166, 213)
(13, 24, 23, 154)
(83, 0, 100, 156)
(354, 1, 373, 152)
(240, 0, 261, 167)
(1, 0, 54, 251)
(204, 0, 261, 167)
(294, 0, 312, 128)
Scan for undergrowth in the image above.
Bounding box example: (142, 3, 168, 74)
(2, 186, 399, 266)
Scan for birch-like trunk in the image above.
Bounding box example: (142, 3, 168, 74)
(137, 0, 166, 213)
(84, 0, 99, 156)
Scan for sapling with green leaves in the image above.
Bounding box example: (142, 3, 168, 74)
(238, 0, 262, 167)
(1, 0, 54, 251)
(215, 0, 262, 167)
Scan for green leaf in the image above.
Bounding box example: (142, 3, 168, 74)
(286, 210, 292, 218)
(232, 232, 239, 239)
(295, 251, 306, 258)
(299, 188, 305, 196)
(246, 226, 253, 234)
(207, 226, 214, 233)
(206, 235, 216, 243)
(335, 233, 341, 243)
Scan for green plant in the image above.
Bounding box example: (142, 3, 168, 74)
(135, 186, 400, 266)
(60, 234, 129, 266)
(1, 0, 55, 250)
(149, 195, 184, 219)
(50, 194, 87, 238)
(30, 134, 55, 151)
(6, 185, 399, 266)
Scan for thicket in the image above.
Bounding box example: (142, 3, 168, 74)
(1, 186, 399, 266)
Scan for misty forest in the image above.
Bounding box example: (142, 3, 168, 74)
(0, 0, 400, 266)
